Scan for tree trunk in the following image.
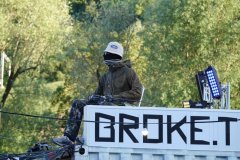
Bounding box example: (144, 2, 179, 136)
(0, 66, 38, 108)
(0, 71, 18, 129)
(0, 71, 18, 109)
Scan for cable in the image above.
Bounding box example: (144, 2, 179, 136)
(0, 110, 67, 121)
(0, 110, 239, 125)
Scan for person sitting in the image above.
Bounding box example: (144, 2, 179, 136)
(52, 41, 143, 146)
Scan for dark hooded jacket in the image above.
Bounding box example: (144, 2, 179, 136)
(94, 60, 143, 102)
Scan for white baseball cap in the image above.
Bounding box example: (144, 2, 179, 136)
(104, 41, 124, 58)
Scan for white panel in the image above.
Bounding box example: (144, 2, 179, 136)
(84, 106, 240, 151)
(77, 106, 240, 160)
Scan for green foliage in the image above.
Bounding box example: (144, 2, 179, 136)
(1, 76, 64, 152)
(0, 0, 71, 153)
(0, 0, 72, 107)
(141, 0, 240, 107)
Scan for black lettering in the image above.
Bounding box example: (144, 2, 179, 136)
(167, 116, 187, 144)
(119, 114, 139, 143)
(143, 115, 163, 143)
(218, 117, 237, 146)
(190, 116, 210, 145)
(95, 113, 115, 142)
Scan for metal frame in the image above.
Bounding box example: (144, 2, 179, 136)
(202, 83, 230, 109)
(0, 51, 11, 89)
(220, 83, 231, 109)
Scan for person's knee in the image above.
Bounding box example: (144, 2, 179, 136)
(72, 99, 80, 105)
(72, 99, 86, 109)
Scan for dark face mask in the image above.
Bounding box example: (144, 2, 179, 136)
(104, 60, 120, 67)
(103, 52, 122, 61)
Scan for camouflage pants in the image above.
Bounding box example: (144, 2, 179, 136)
(64, 99, 87, 142)
(64, 99, 119, 141)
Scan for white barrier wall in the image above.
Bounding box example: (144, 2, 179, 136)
(75, 106, 240, 160)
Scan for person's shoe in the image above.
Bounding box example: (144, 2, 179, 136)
(52, 136, 73, 146)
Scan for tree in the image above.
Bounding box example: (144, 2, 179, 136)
(141, 0, 240, 108)
(0, 0, 71, 108)
(0, 0, 72, 152)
